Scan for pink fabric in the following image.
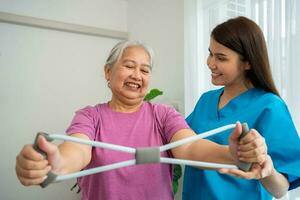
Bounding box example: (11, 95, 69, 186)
(66, 101, 189, 200)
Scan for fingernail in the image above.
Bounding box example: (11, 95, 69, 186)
(43, 176, 48, 180)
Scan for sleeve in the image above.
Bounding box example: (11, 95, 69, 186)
(155, 104, 190, 143)
(185, 93, 206, 126)
(65, 106, 97, 140)
(256, 100, 300, 190)
(185, 112, 193, 126)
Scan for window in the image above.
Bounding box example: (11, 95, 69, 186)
(184, 0, 300, 197)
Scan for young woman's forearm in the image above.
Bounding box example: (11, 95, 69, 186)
(260, 169, 289, 198)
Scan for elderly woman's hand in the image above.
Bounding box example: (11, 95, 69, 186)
(15, 135, 60, 186)
(225, 123, 273, 179)
(229, 123, 267, 164)
(237, 128, 267, 164)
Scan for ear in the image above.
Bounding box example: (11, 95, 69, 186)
(244, 61, 251, 70)
(104, 65, 111, 81)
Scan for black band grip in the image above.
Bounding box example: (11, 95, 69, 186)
(33, 132, 57, 188)
(236, 123, 252, 171)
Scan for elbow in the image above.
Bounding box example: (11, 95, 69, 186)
(273, 191, 287, 199)
(171, 144, 193, 160)
(272, 186, 289, 199)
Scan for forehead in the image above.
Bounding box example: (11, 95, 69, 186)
(209, 38, 239, 57)
(122, 46, 148, 57)
(209, 38, 227, 50)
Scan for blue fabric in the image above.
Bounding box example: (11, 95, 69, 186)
(183, 88, 300, 200)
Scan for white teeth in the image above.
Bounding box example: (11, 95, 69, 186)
(211, 72, 221, 77)
(126, 82, 140, 88)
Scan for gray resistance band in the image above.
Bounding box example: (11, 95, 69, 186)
(33, 123, 251, 188)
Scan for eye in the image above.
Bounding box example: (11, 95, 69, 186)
(124, 64, 134, 69)
(216, 56, 227, 61)
(141, 68, 150, 74)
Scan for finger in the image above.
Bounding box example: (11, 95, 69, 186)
(17, 174, 48, 186)
(219, 168, 258, 179)
(15, 164, 51, 179)
(16, 154, 48, 170)
(238, 137, 266, 152)
(238, 146, 266, 158)
(239, 154, 266, 164)
(230, 122, 242, 142)
(37, 135, 58, 156)
(21, 144, 45, 161)
(219, 168, 254, 179)
(239, 129, 260, 144)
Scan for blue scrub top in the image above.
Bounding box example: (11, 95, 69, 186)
(183, 88, 300, 200)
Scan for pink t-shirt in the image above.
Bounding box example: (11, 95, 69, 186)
(66, 101, 189, 200)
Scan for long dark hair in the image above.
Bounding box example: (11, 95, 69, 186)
(211, 16, 280, 96)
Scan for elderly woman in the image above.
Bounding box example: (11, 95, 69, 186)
(16, 41, 269, 200)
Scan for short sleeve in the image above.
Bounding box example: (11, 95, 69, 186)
(154, 104, 190, 143)
(256, 100, 300, 190)
(66, 106, 98, 140)
(185, 93, 207, 127)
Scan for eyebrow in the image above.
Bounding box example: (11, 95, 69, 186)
(208, 48, 227, 57)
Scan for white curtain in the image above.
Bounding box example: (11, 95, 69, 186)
(184, 0, 300, 198)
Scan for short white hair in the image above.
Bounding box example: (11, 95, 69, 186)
(105, 40, 154, 69)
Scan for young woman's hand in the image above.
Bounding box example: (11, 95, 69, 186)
(218, 155, 274, 179)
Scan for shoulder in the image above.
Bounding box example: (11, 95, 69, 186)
(250, 90, 294, 126)
(193, 88, 222, 108)
(74, 103, 106, 117)
(143, 101, 185, 125)
(254, 90, 287, 110)
(143, 101, 176, 115)
(201, 88, 223, 98)
(198, 88, 222, 102)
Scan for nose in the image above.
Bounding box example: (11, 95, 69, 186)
(207, 56, 216, 70)
(131, 68, 142, 80)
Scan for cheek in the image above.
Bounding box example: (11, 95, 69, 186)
(113, 69, 127, 80)
(206, 57, 210, 66)
(142, 76, 150, 87)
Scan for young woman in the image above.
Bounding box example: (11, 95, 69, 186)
(183, 16, 300, 200)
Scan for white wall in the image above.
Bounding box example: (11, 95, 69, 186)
(127, 0, 185, 113)
(1, 0, 186, 199)
(0, 1, 127, 199)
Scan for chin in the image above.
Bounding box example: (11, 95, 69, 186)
(211, 81, 222, 86)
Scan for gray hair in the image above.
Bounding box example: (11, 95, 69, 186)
(105, 40, 154, 69)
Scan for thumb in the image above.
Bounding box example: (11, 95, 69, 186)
(37, 135, 58, 159)
(230, 121, 242, 142)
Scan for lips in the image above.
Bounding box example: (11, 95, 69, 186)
(211, 72, 222, 78)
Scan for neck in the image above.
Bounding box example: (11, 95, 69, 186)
(108, 98, 143, 113)
(219, 81, 253, 109)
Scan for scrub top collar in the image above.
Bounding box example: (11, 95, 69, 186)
(211, 87, 264, 120)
